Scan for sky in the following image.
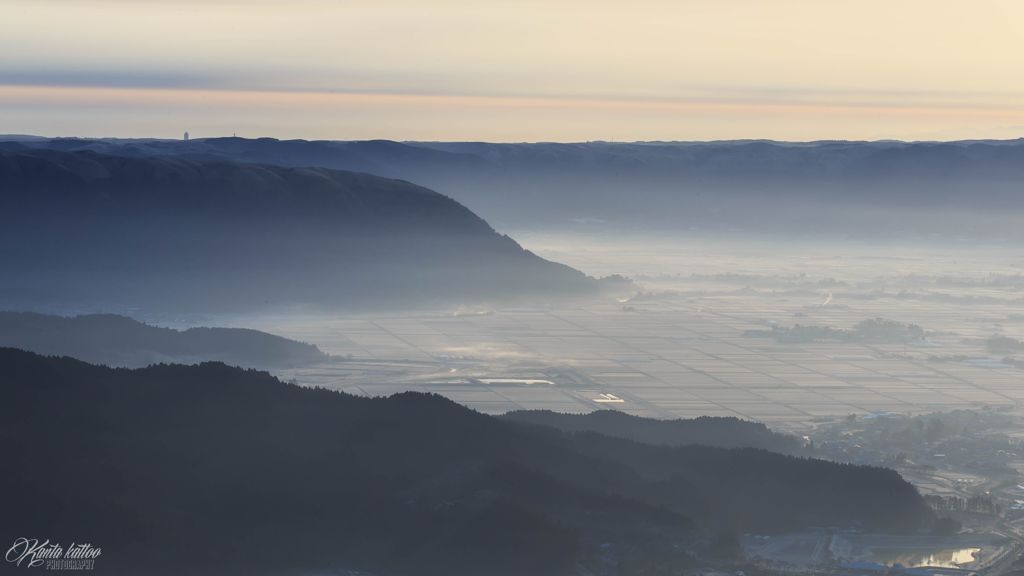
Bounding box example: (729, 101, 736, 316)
(3, 0, 1024, 142)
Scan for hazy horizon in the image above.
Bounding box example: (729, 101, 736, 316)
(5, 0, 1024, 141)
(8, 132, 1024, 145)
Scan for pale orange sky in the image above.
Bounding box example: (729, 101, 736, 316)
(3, 0, 1024, 141)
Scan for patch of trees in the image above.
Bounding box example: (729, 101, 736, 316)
(745, 318, 926, 344)
(924, 494, 1000, 515)
(931, 517, 963, 536)
(988, 335, 1024, 355)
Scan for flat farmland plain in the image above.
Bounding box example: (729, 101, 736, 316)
(236, 235, 1024, 431)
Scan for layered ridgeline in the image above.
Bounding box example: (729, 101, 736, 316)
(1, 348, 934, 576)
(503, 409, 806, 454)
(0, 311, 327, 368)
(0, 149, 606, 312)
(8, 136, 1024, 239)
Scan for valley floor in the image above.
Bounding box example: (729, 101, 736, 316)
(218, 235, 1024, 431)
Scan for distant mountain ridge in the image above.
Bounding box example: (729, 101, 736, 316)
(1, 348, 934, 575)
(0, 148, 605, 311)
(7, 136, 1024, 238)
(503, 409, 806, 454)
(0, 311, 328, 368)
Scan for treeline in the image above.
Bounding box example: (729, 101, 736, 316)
(988, 335, 1024, 355)
(502, 409, 806, 454)
(924, 494, 1000, 515)
(745, 318, 925, 344)
(0, 311, 328, 368)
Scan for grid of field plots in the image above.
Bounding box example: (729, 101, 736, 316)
(240, 240, 1024, 430)
(246, 301, 1020, 429)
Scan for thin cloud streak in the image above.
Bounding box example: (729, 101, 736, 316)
(4, 84, 1024, 117)
(4, 84, 1024, 143)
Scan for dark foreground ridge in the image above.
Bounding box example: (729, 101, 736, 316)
(0, 311, 328, 368)
(1, 348, 934, 575)
(503, 409, 806, 454)
(0, 148, 603, 312)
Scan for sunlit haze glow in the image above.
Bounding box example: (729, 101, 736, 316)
(3, 0, 1024, 141)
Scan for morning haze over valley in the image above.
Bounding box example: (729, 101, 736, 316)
(3, 2, 1024, 575)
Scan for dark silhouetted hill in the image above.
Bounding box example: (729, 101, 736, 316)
(0, 349, 933, 575)
(503, 409, 805, 453)
(9, 136, 1024, 239)
(0, 311, 327, 368)
(0, 149, 605, 312)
